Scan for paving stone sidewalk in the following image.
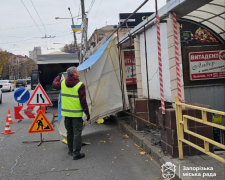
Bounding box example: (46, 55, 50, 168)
(113, 116, 225, 180)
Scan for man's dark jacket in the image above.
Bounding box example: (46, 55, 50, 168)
(52, 75, 89, 114)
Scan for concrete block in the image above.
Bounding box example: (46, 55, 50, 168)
(150, 145, 163, 164)
(143, 140, 152, 154)
(125, 126, 134, 139)
(131, 131, 145, 147)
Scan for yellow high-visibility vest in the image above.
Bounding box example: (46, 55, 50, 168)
(61, 80, 83, 117)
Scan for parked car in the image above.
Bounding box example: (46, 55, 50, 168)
(16, 79, 27, 88)
(0, 80, 16, 92)
(0, 88, 2, 104)
(9, 80, 16, 90)
(27, 78, 31, 84)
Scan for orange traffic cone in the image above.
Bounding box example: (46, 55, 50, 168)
(6, 109, 14, 124)
(1, 121, 14, 135)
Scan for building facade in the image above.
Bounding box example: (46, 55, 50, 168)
(29, 47, 42, 62)
(88, 25, 130, 50)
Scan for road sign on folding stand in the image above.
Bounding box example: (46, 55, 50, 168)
(23, 110, 59, 146)
(27, 84, 52, 106)
(28, 110, 54, 133)
(14, 106, 45, 120)
(14, 88, 30, 104)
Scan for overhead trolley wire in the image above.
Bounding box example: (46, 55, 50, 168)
(0, 31, 72, 40)
(30, 0, 49, 36)
(89, 0, 102, 27)
(0, 20, 71, 31)
(4, 32, 73, 46)
(88, 0, 95, 13)
(73, 0, 78, 6)
(93, 0, 102, 18)
(0, 32, 72, 45)
(76, 2, 81, 24)
(21, 0, 44, 36)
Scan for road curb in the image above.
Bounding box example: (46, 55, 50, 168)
(112, 115, 181, 180)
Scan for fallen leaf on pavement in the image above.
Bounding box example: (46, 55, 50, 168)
(103, 141, 106, 143)
(66, 168, 69, 170)
(133, 153, 138, 156)
(157, 176, 160, 179)
(66, 173, 70, 176)
(51, 168, 55, 171)
(137, 147, 143, 151)
(134, 143, 139, 147)
(121, 149, 124, 151)
(151, 157, 154, 161)
(139, 151, 146, 156)
(123, 134, 129, 139)
(145, 160, 149, 162)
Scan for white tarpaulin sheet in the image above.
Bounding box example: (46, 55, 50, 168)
(140, 23, 172, 102)
(58, 35, 129, 137)
(79, 35, 129, 126)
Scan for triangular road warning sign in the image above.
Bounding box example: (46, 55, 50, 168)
(27, 84, 52, 106)
(28, 110, 54, 133)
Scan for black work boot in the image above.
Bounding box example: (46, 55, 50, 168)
(73, 153, 85, 160)
(68, 151, 73, 156)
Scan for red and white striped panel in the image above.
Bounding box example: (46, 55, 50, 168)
(156, 15, 165, 114)
(173, 12, 182, 102)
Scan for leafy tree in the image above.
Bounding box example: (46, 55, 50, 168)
(60, 43, 77, 53)
(0, 51, 9, 77)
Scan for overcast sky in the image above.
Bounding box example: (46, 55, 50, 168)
(0, 0, 166, 56)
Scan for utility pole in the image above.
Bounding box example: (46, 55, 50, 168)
(80, 0, 88, 63)
(68, 7, 78, 50)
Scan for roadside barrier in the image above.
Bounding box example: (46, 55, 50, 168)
(7, 109, 14, 124)
(1, 120, 14, 135)
(175, 96, 225, 163)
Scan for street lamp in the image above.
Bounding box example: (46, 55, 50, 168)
(55, 15, 80, 20)
(55, 8, 80, 49)
(68, 7, 77, 50)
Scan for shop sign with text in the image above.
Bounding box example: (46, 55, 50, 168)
(189, 50, 225, 80)
(124, 56, 137, 85)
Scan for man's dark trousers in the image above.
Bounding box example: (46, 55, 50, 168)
(65, 117, 83, 156)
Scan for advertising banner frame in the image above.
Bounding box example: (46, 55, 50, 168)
(189, 50, 225, 81)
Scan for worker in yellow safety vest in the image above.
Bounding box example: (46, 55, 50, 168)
(53, 66, 90, 160)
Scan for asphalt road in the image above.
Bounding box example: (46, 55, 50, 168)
(0, 85, 161, 180)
